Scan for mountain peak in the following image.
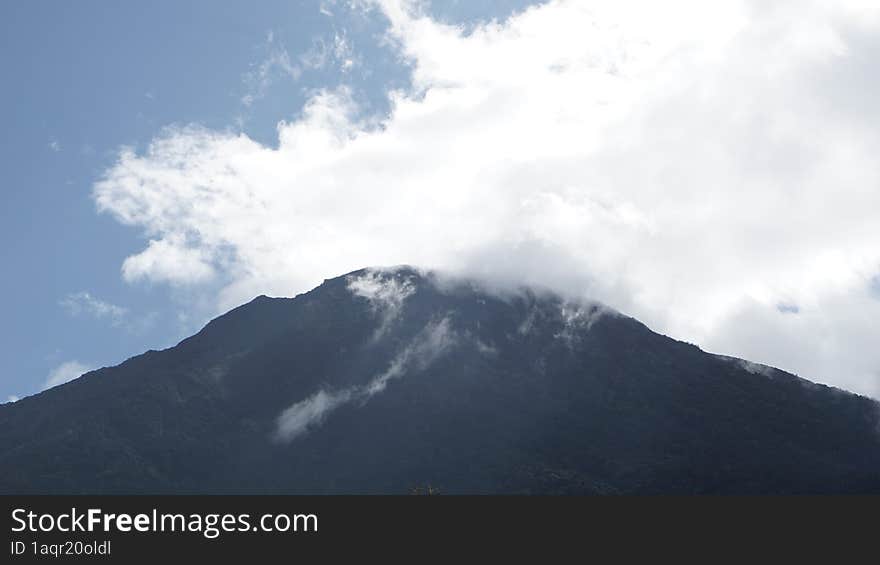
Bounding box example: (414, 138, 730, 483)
(2, 266, 878, 494)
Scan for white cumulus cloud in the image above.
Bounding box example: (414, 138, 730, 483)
(120, 237, 215, 285)
(94, 0, 880, 396)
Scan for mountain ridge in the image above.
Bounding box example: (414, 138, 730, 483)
(1, 266, 878, 494)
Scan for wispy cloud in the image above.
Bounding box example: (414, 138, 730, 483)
(60, 291, 128, 326)
(347, 269, 416, 339)
(59, 291, 158, 334)
(44, 360, 93, 390)
(240, 25, 360, 109)
(274, 389, 354, 442)
(240, 31, 303, 107)
(300, 31, 359, 73)
(275, 316, 455, 442)
(554, 302, 610, 348)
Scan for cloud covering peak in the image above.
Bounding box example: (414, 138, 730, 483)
(93, 0, 880, 396)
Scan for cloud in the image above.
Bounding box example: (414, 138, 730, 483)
(60, 291, 158, 335)
(240, 26, 359, 109)
(776, 302, 800, 315)
(44, 361, 93, 390)
(241, 31, 303, 107)
(48, 138, 61, 152)
(275, 388, 354, 441)
(870, 275, 880, 299)
(348, 268, 416, 339)
(4, 396, 19, 404)
(120, 237, 215, 285)
(300, 31, 359, 73)
(275, 316, 455, 441)
(364, 315, 455, 395)
(555, 302, 611, 347)
(60, 292, 128, 325)
(94, 0, 880, 396)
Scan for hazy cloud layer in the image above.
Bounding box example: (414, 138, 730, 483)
(94, 0, 880, 396)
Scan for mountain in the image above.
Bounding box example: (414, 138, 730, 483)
(2, 267, 879, 494)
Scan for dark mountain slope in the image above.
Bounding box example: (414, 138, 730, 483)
(1, 267, 878, 494)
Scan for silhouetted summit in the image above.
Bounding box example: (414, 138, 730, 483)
(2, 267, 879, 493)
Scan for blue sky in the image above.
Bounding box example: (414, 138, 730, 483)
(0, 1, 537, 401)
(4, 0, 880, 401)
